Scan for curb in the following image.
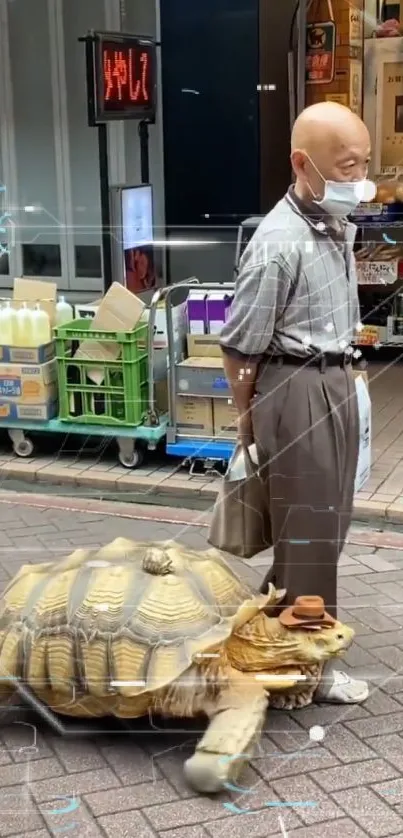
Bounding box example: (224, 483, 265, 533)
(1, 490, 403, 550)
(0, 458, 401, 524)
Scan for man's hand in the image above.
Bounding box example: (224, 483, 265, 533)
(237, 412, 254, 447)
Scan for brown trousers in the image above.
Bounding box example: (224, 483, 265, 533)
(252, 360, 359, 619)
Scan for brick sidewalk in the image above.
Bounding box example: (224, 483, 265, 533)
(0, 361, 403, 523)
(0, 497, 403, 836)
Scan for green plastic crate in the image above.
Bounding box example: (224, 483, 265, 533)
(55, 318, 148, 426)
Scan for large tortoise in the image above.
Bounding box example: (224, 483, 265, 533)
(0, 538, 354, 793)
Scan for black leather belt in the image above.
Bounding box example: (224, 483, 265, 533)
(270, 353, 352, 370)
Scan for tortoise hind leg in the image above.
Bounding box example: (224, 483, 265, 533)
(183, 679, 268, 794)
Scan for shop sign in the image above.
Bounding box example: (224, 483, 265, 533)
(349, 10, 363, 43)
(306, 21, 336, 84)
(356, 260, 399, 285)
(349, 59, 362, 116)
(355, 325, 380, 345)
(381, 62, 403, 168)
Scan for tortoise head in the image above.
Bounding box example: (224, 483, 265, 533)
(227, 611, 354, 671)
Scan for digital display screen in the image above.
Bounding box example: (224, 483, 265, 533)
(93, 33, 156, 123)
(121, 185, 156, 292)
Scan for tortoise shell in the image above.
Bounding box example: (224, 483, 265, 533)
(0, 538, 255, 708)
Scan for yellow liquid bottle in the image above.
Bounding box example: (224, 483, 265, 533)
(31, 303, 51, 346)
(0, 302, 15, 345)
(15, 303, 34, 347)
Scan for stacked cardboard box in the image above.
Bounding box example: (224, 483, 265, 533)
(175, 334, 237, 439)
(305, 0, 364, 115)
(0, 279, 58, 422)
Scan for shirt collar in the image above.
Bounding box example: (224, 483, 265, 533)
(285, 185, 356, 244)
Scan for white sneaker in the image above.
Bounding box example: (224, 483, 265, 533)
(315, 669, 369, 704)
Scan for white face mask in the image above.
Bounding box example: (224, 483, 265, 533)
(313, 178, 376, 217)
(306, 155, 376, 217)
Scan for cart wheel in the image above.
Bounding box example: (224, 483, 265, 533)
(118, 447, 144, 469)
(13, 438, 34, 458)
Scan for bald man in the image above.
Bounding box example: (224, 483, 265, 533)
(218, 102, 372, 704)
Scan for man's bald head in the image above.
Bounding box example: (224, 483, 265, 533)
(290, 102, 371, 206)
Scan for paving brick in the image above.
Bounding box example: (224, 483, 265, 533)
(364, 733, 403, 770)
(346, 608, 402, 632)
(254, 746, 339, 781)
(39, 798, 104, 837)
(321, 724, 377, 763)
(346, 710, 403, 738)
(30, 767, 120, 802)
(97, 810, 156, 838)
(286, 818, 371, 837)
(371, 645, 403, 670)
(361, 690, 403, 716)
(332, 786, 403, 837)
(269, 774, 341, 824)
(145, 798, 230, 831)
(356, 629, 403, 649)
(0, 789, 44, 836)
(205, 805, 300, 838)
(101, 744, 161, 784)
(355, 555, 399, 571)
(85, 780, 178, 815)
(338, 593, 395, 609)
(0, 757, 63, 787)
(160, 829, 210, 838)
(0, 724, 53, 763)
(310, 758, 399, 792)
(343, 644, 377, 667)
(337, 577, 378, 596)
(374, 776, 403, 803)
(49, 739, 106, 773)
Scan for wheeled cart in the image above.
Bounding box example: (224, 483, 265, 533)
(0, 282, 194, 469)
(4, 417, 169, 469)
(162, 280, 237, 471)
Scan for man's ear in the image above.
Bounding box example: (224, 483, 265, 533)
(290, 149, 307, 180)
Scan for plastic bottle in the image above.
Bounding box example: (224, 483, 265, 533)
(15, 302, 34, 347)
(0, 301, 16, 346)
(55, 295, 73, 326)
(31, 303, 51, 346)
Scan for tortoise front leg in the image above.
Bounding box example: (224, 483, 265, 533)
(183, 680, 268, 794)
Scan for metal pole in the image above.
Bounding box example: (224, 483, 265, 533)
(296, 0, 307, 116)
(139, 120, 150, 184)
(97, 123, 113, 292)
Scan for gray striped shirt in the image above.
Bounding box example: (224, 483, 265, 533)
(220, 187, 360, 359)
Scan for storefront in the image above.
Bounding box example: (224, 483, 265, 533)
(0, 0, 165, 295)
(300, 0, 403, 350)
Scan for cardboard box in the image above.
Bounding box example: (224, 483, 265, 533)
(187, 292, 207, 334)
(0, 399, 57, 421)
(187, 334, 222, 358)
(353, 369, 371, 492)
(176, 356, 229, 398)
(206, 293, 232, 334)
(175, 396, 214, 437)
(0, 359, 58, 423)
(0, 359, 57, 402)
(13, 277, 57, 327)
(73, 283, 146, 385)
(213, 398, 238, 439)
(0, 341, 54, 364)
